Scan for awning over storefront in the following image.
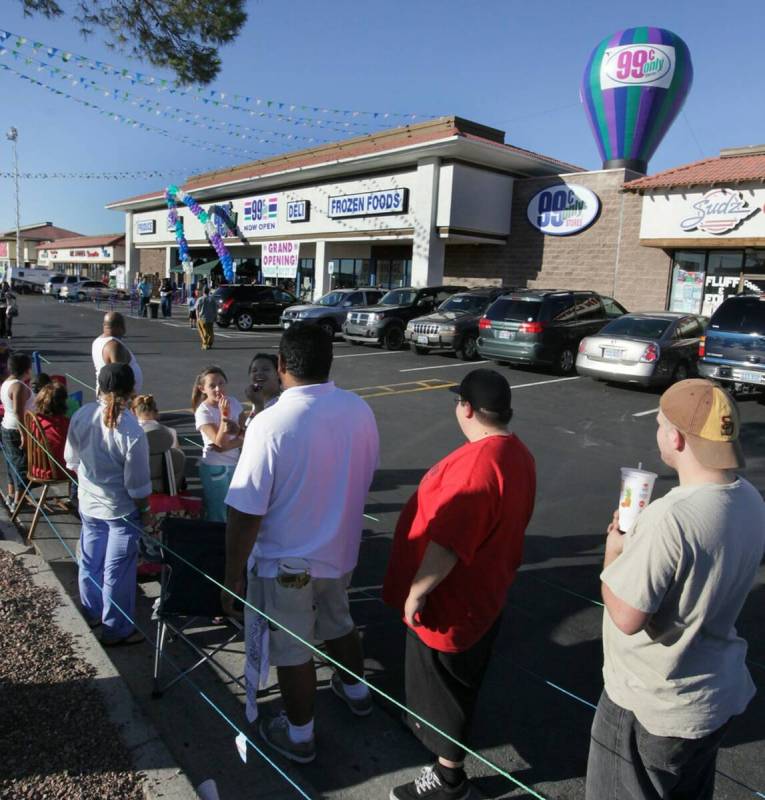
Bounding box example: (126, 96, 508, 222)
(171, 259, 220, 276)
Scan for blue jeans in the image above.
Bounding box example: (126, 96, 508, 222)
(585, 690, 730, 800)
(78, 511, 141, 641)
(160, 295, 171, 317)
(139, 295, 150, 317)
(1, 427, 27, 491)
(198, 463, 235, 522)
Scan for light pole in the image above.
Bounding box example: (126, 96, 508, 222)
(6, 127, 21, 282)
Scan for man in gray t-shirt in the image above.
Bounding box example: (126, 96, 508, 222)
(195, 286, 217, 350)
(586, 379, 765, 800)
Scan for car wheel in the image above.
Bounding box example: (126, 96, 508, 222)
(671, 362, 690, 382)
(456, 334, 478, 361)
(556, 346, 577, 376)
(77, 292, 86, 301)
(414, 346, 429, 355)
(236, 312, 254, 331)
(383, 327, 404, 350)
(319, 320, 335, 338)
(348, 339, 361, 346)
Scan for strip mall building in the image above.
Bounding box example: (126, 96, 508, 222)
(107, 116, 765, 314)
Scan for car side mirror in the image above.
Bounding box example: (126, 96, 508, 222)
(343, 301, 352, 307)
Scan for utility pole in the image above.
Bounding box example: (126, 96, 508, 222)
(5, 127, 21, 282)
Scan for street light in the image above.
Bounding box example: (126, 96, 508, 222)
(5, 127, 21, 283)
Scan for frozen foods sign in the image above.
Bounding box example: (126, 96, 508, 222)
(328, 189, 408, 219)
(680, 188, 759, 235)
(527, 184, 600, 236)
(262, 240, 300, 279)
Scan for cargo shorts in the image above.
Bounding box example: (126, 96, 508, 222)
(246, 569, 355, 667)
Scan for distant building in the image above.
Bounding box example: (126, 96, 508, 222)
(37, 233, 126, 282)
(0, 222, 83, 273)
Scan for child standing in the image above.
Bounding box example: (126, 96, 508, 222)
(192, 366, 243, 522)
(188, 290, 197, 328)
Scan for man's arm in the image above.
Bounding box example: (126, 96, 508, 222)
(601, 511, 651, 635)
(101, 338, 129, 366)
(221, 507, 263, 617)
(404, 540, 458, 627)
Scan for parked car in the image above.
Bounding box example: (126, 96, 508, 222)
(280, 288, 384, 337)
(60, 280, 126, 301)
(698, 294, 765, 391)
(43, 275, 79, 296)
(214, 284, 298, 330)
(576, 312, 707, 387)
(602, 295, 629, 319)
(477, 290, 621, 375)
(405, 287, 512, 360)
(342, 285, 467, 350)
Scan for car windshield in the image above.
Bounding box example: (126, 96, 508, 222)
(710, 296, 765, 334)
(380, 290, 417, 305)
(486, 298, 541, 322)
(600, 316, 672, 340)
(439, 294, 488, 313)
(316, 292, 345, 306)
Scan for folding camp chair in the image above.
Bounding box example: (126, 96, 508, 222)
(152, 516, 245, 697)
(11, 411, 71, 543)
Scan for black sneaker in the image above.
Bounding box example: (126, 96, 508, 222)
(390, 766, 470, 800)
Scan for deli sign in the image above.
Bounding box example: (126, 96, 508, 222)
(680, 188, 759, 235)
(527, 184, 600, 236)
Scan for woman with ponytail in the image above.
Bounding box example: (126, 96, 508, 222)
(64, 363, 152, 646)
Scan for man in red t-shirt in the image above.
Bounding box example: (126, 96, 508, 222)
(383, 369, 536, 800)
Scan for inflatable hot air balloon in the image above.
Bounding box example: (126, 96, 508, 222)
(581, 27, 693, 174)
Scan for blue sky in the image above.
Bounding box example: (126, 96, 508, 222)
(0, 0, 763, 235)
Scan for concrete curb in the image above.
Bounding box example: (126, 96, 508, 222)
(0, 537, 200, 800)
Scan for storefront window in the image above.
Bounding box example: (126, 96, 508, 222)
(669, 251, 705, 314)
(703, 251, 743, 316)
(744, 249, 765, 295)
(374, 258, 412, 288)
(331, 259, 370, 289)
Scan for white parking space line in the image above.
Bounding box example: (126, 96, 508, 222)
(161, 322, 188, 329)
(400, 361, 489, 373)
(334, 351, 400, 359)
(633, 407, 659, 417)
(509, 376, 581, 390)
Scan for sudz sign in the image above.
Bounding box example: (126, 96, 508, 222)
(680, 188, 759, 235)
(136, 219, 156, 235)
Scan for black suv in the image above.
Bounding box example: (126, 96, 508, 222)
(342, 285, 467, 350)
(699, 294, 765, 391)
(215, 284, 298, 330)
(477, 289, 617, 374)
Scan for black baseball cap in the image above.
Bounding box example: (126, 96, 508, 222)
(98, 363, 135, 395)
(449, 368, 512, 416)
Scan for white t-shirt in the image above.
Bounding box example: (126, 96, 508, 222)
(225, 382, 379, 578)
(601, 478, 765, 738)
(194, 397, 243, 466)
(91, 335, 143, 394)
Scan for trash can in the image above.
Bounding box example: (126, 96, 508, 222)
(149, 300, 160, 319)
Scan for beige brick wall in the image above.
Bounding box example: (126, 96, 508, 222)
(444, 169, 672, 311)
(137, 248, 165, 277)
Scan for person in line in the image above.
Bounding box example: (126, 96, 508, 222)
(132, 393, 186, 491)
(586, 379, 765, 800)
(1, 283, 17, 339)
(383, 369, 536, 800)
(0, 353, 35, 510)
(159, 278, 173, 318)
(222, 325, 379, 764)
(34, 381, 71, 468)
(192, 366, 243, 522)
(188, 289, 197, 328)
(91, 311, 143, 395)
(195, 286, 217, 351)
(137, 276, 152, 317)
(0, 283, 8, 338)
(64, 364, 152, 646)
(243, 352, 280, 428)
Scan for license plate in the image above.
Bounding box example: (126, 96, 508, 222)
(498, 330, 514, 340)
(602, 347, 623, 360)
(734, 369, 764, 384)
(417, 335, 429, 345)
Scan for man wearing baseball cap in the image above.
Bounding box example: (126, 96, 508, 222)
(383, 369, 536, 800)
(586, 379, 765, 800)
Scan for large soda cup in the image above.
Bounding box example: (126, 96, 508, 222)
(618, 467, 657, 532)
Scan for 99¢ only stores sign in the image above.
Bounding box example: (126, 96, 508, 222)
(262, 240, 300, 279)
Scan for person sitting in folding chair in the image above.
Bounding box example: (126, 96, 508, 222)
(65, 363, 153, 647)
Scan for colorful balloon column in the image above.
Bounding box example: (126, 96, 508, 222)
(165, 184, 234, 282)
(581, 27, 693, 174)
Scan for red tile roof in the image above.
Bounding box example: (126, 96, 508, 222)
(36, 233, 125, 250)
(108, 116, 583, 208)
(0, 224, 82, 241)
(624, 150, 765, 191)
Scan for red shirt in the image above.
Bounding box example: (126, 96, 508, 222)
(37, 414, 70, 468)
(382, 434, 536, 653)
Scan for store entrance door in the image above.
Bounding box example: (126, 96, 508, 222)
(370, 245, 413, 288)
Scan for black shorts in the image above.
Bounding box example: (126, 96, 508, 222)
(404, 619, 500, 762)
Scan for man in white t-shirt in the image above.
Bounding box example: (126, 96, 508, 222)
(91, 312, 143, 394)
(222, 324, 379, 764)
(586, 380, 765, 800)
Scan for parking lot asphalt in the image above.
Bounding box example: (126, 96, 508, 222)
(13, 294, 765, 800)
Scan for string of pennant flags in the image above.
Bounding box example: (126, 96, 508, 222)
(0, 28, 431, 126)
(0, 47, 339, 145)
(0, 170, 214, 180)
(0, 62, 284, 158)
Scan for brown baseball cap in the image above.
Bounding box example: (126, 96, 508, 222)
(659, 379, 745, 469)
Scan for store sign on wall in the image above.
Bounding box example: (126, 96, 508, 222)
(287, 200, 310, 223)
(680, 188, 760, 235)
(600, 44, 676, 90)
(136, 219, 156, 235)
(328, 189, 408, 219)
(527, 184, 600, 236)
(243, 196, 278, 233)
(0, 242, 7, 258)
(262, 240, 300, 279)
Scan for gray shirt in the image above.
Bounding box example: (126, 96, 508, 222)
(196, 295, 217, 323)
(601, 478, 765, 738)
